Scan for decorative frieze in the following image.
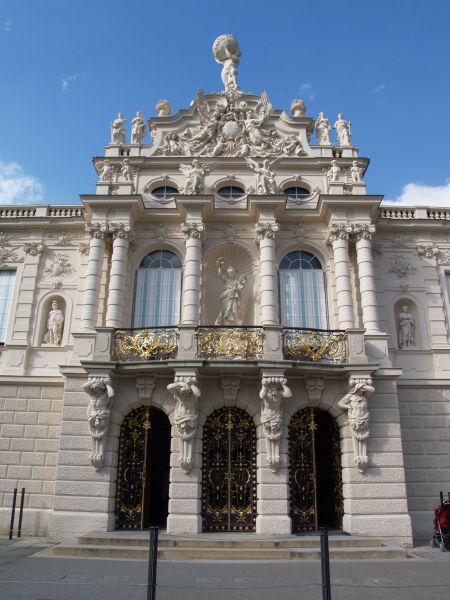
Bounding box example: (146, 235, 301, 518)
(0, 233, 22, 266)
(388, 255, 418, 278)
(416, 243, 438, 259)
(23, 241, 45, 256)
(44, 252, 73, 288)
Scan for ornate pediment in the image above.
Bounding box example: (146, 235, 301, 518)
(151, 88, 311, 159)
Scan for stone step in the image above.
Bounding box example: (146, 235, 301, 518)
(49, 542, 407, 561)
(78, 532, 384, 549)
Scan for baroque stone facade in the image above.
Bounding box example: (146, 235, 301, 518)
(0, 36, 449, 545)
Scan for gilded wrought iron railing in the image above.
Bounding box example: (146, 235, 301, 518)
(282, 328, 347, 364)
(196, 327, 264, 360)
(112, 327, 178, 361)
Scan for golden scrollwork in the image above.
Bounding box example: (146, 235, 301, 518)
(196, 327, 263, 360)
(113, 328, 178, 361)
(282, 328, 347, 363)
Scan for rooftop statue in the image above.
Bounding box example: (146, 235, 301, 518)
(131, 111, 146, 144)
(111, 112, 127, 145)
(212, 34, 241, 93)
(334, 113, 352, 146)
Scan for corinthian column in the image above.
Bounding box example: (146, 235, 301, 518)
(256, 221, 279, 325)
(81, 223, 108, 330)
(105, 223, 131, 328)
(327, 224, 355, 329)
(181, 221, 204, 324)
(354, 224, 380, 334)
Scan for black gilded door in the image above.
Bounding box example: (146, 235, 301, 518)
(289, 407, 343, 532)
(115, 406, 171, 530)
(202, 407, 257, 532)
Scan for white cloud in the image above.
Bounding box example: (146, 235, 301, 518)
(298, 82, 316, 101)
(3, 20, 11, 32)
(372, 83, 386, 94)
(60, 74, 79, 92)
(0, 161, 44, 205)
(384, 179, 450, 207)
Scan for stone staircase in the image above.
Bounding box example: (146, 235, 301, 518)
(46, 531, 408, 561)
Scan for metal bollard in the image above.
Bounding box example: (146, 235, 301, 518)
(8, 488, 18, 541)
(17, 488, 25, 538)
(147, 526, 159, 600)
(320, 527, 332, 600)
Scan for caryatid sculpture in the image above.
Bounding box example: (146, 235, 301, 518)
(212, 34, 241, 92)
(111, 112, 127, 145)
(338, 377, 374, 473)
(43, 300, 64, 345)
(398, 305, 415, 349)
(259, 376, 292, 472)
(315, 112, 331, 145)
(83, 376, 115, 470)
(167, 376, 201, 473)
(131, 111, 146, 144)
(215, 257, 247, 326)
(334, 113, 352, 146)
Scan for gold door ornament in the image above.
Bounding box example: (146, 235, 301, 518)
(202, 407, 257, 532)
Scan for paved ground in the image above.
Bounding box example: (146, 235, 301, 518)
(0, 538, 450, 600)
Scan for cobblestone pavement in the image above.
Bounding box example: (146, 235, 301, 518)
(0, 539, 450, 600)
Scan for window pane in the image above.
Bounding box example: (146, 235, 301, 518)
(152, 186, 178, 199)
(280, 270, 327, 329)
(284, 187, 310, 199)
(0, 270, 16, 342)
(133, 267, 182, 327)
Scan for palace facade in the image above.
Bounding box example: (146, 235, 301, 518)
(0, 36, 449, 545)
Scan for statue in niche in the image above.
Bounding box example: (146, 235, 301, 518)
(350, 161, 363, 183)
(43, 300, 64, 345)
(246, 157, 278, 194)
(167, 376, 201, 473)
(121, 158, 134, 182)
(338, 377, 374, 473)
(131, 111, 146, 144)
(212, 34, 241, 92)
(215, 257, 247, 326)
(110, 112, 127, 145)
(179, 160, 210, 194)
(260, 377, 292, 472)
(326, 159, 341, 184)
(315, 112, 331, 145)
(398, 305, 415, 348)
(83, 377, 115, 470)
(334, 113, 351, 146)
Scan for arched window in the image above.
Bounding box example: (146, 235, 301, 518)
(217, 186, 245, 200)
(132, 250, 182, 328)
(151, 185, 178, 200)
(284, 186, 310, 200)
(279, 251, 328, 329)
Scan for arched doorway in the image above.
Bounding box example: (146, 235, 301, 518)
(202, 407, 257, 532)
(115, 406, 171, 530)
(289, 408, 343, 532)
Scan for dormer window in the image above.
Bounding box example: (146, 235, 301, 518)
(284, 186, 310, 200)
(151, 185, 178, 200)
(217, 186, 245, 200)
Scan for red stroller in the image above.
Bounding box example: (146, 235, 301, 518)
(432, 492, 450, 551)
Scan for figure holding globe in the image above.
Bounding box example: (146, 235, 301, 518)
(212, 34, 241, 92)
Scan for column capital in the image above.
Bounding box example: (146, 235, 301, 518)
(108, 222, 132, 240)
(352, 223, 376, 241)
(181, 221, 204, 241)
(256, 221, 279, 243)
(86, 222, 108, 240)
(326, 223, 351, 244)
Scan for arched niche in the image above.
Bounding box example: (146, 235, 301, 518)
(393, 298, 422, 350)
(36, 294, 68, 347)
(202, 243, 257, 325)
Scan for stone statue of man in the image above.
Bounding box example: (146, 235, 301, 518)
(43, 300, 64, 345)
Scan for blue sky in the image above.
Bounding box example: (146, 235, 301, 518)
(0, 0, 449, 206)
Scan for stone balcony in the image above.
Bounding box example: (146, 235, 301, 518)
(75, 326, 370, 368)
